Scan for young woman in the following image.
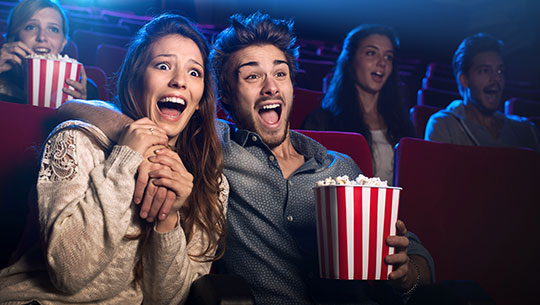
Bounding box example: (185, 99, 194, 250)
(0, 0, 97, 103)
(0, 14, 227, 304)
(302, 24, 415, 184)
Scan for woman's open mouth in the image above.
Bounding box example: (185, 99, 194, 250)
(157, 96, 186, 121)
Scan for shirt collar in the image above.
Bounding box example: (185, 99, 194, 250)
(229, 124, 329, 164)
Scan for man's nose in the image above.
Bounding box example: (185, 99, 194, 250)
(262, 76, 279, 96)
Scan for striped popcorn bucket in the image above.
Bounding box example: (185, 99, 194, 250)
(314, 185, 401, 280)
(25, 57, 81, 108)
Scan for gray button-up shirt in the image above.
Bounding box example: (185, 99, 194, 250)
(215, 120, 434, 304)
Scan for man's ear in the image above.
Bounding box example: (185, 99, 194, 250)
(459, 73, 468, 90)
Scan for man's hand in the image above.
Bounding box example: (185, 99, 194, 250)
(135, 145, 176, 223)
(385, 220, 417, 291)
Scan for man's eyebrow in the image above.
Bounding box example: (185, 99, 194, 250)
(237, 61, 259, 70)
(274, 59, 288, 66)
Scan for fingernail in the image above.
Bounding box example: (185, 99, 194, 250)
(148, 156, 156, 161)
(140, 212, 147, 218)
(160, 213, 167, 220)
(147, 217, 154, 223)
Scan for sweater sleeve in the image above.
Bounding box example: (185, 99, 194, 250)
(37, 127, 143, 293)
(141, 174, 229, 305)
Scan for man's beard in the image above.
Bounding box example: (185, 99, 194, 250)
(232, 97, 290, 148)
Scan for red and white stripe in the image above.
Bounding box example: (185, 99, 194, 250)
(27, 58, 81, 108)
(315, 185, 401, 280)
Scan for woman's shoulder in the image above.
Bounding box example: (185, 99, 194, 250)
(47, 120, 113, 150)
(301, 107, 334, 130)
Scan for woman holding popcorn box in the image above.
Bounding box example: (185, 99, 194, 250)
(0, 13, 227, 304)
(0, 0, 98, 105)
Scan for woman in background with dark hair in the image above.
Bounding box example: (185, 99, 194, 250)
(302, 24, 415, 183)
(0, 13, 227, 304)
(0, 0, 97, 103)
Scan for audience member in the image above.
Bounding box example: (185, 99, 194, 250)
(0, 14, 227, 304)
(57, 13, 435, 305)
(424, 33, 540, 152)
(302, 24, 415, 183)
(0, 0, 98, 104)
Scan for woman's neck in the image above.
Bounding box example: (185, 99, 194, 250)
(356, 86, 385, 130)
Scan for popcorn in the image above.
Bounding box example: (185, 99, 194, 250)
(315, 174, 388, 187)
(26, 53, 80, 64)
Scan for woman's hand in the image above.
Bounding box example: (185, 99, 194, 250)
(148, 148, 193, 213)
(146, 148, 194, 232)
(0, 41, 32, 74)
(64, 66, 88, 99)
(117, 118, 168, 156)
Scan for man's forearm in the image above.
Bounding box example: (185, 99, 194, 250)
(57, 99, 133, 142)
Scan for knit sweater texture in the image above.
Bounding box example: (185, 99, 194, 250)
(0, 120, 228, 305)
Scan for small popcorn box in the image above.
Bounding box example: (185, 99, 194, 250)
(314, 185, 401, 280)
(25, 56, 81, 108)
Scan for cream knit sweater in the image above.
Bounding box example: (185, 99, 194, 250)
(0, 121, 228, 305)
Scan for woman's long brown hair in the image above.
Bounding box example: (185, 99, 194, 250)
(116, 14, 226, 278)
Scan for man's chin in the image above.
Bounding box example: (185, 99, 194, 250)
(257, 126, 288, 148)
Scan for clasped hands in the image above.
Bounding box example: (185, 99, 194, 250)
(118, 118, 193, 231)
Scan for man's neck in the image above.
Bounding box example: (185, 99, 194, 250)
(463, 100, 502, 138)
(270, 136, 305, 179)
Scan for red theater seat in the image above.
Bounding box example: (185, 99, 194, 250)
(394, 137, 540, 305)
(295, 130, 373, 177)
(290, 87, 324, 129)
(504, 97, 540, 117)
(85, 66, 110, 101)
(72, 30, 131, 66)
(96, 44, 128, 80)
(417, 87, 460, 108)
(0, 101, 57, 269)
(409, 105, 442, 139)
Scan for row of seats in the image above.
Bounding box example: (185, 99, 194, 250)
(2, 100, 538, 304)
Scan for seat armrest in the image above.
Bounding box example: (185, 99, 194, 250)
(185, 274, 255, 305)
(408, 280, 495, 305)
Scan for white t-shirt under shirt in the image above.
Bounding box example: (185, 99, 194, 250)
(370, 129, 394, 184)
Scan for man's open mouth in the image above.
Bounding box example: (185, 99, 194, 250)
(258, 103, 282, 125)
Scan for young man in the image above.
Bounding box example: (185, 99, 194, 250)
(424, 33, 540, 152)
(58, 13, 434, 304)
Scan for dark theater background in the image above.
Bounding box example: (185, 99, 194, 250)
(1, 1, 539, 305)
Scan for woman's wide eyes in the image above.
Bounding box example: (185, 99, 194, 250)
(156, 63, 169, 70)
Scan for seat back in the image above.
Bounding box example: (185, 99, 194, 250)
(409, 105, 442, 139)
(0, 101, 58, 268)
(295, 130, 373, 177)
(290, 87, 324, 129)
(394, 138, 540, 305)
(72, 30, 131, 66)
(504, 97, 540, 117)
(417, 87, 460, 108)
(96, 44, 128, 81)
(85, 66, 110, 101)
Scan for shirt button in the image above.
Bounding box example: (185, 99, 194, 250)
(251, 135, 257, 142)
(289, 181, 293, 186)
(269, 155, 275, 161)
(287, 215, 294, 222)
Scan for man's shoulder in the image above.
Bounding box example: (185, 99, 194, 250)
(428, 100, 464, 124)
